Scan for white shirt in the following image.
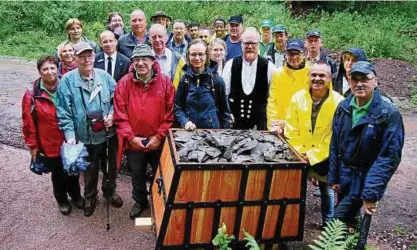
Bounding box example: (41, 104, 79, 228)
(222, 57, 277, 96)
(155, 48, 173, 79)
(343, 76, 350, 95)
(104, 52, 117, 78)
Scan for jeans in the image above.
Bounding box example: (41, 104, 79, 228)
(84, 134, 118, 200)
(333, 194, 363, 226)
(44, 156, 81, 204)
(126, 150, 161, 205)
(319, 181, 335, 225)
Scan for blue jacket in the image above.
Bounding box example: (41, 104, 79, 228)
(117, 31, 150, 58)
(328, 89, 404, 202)
(56, 68, 116, 145)
(174, 64, 231, 129)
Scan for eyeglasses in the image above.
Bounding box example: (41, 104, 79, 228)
(286, 51, 302, 57)
(189, 53, 206, 59)
(132, 57, 153, 63)
(351, 75, 375, 83)
(199, 35, 209, 39)
(243, 42, 258, 47)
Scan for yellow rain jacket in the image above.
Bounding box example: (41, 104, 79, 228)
(284, 88, 344, 181)
(267, 63, 310, 129)
(173, 57, 186, 89)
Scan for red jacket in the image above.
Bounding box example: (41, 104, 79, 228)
(22, 78, 65, 157)
(114, 62, 175, 166)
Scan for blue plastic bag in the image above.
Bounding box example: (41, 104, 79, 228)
(61, 142, 89, 175)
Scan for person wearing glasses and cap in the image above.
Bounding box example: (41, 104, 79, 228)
(223, 15, 244, 61)
(222, 27, 277, 130)
(305, 29, 337, 75)
(264, 24, 288, 69)
(328, 61, 404, 232)
(267, 38, 310, 134)
(259, 20, 274, 56)
(114, 44, 175, 219)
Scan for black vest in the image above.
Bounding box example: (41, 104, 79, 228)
(229, 56, 269, 130)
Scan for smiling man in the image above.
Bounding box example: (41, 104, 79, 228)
(118, 9, 150, 58)
(223, 15, 244, 61)
(149, 24, 185, 88)
(95, 31, 130, 82)
(267, 38, 310, 134)
(114, 44, 175, 220)
(329, 61, 404, 236)
(222, 27, 276, 130)
(285, 61, 343, 227)
(56, 42, 122, 217)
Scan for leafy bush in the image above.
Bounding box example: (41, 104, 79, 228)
(0, 1, 416, 62)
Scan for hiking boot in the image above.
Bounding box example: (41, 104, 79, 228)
(84, 198, 97, 217)
(72, 196, 85, 209)
(129, 202, 148, 220)
(105, 194, 123, 208)
(58, 202, 72, 215)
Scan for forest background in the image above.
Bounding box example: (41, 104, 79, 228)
(0, 1, 416, 63)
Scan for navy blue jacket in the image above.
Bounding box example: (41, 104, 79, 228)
(117, 32, 150, 58)
(328, 89, 404, 202)
(174, 64, 231, 129)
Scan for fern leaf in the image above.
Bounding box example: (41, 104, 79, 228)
(243, 230, 260, 250)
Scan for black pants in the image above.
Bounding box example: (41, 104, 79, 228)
(126, 150, 161, 206)
(84, 134, 118, 201)
(44, 156, 81, 204)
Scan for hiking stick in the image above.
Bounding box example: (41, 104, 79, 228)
(105, 129, 110, 231)
(355, 213, 372, 250)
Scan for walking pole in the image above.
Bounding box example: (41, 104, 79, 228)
(355, 213, 372, 250)
(105, 129, 111, 231)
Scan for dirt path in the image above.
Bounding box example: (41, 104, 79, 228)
(0, 57, 416, 250)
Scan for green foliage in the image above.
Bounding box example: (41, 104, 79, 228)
(308, 219, 359, 250)
(393, 224, 408, 236)
(212, 223, 235, 250)
(0, 1, 417, 62)
(243, 230, 260, 250)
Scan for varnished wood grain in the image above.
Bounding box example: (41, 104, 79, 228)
(269, 169, 302, 199)
(281, 204, 300, 237)
(152, 168, 165, 235)
(159, 140, 175, 197)
(190, 208, 214, 243)
(175, 170, 241, 202)
(219, 207, 236, 236)
(164, 209, 186, 245)
(239, 206, 261, 240)
(245, 170, 267, 200)
(262, 205, 280, 239)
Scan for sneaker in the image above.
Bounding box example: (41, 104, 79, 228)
(72, 196, 85, 209)
(58, 202, 72, 215)
(105, 194, 123, 208)
(84, 198, 97, 217)
(129, 202, 148, 220)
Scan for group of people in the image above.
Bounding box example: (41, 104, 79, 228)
(22, 9, 404, 240)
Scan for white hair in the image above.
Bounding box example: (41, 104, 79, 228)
(242, 27, 260, 42)
(130, 9, 145, 19)
(149, 23, 167, 37)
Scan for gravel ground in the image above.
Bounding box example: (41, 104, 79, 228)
(1, 57, 416, 250)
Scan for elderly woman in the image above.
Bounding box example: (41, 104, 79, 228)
(22, 56, 84, 215)
(209, 38, 227, 75)
(106, 12, 126, 39)
(174, 39, 231, 130)
(55, 18, 98, 60)
(57, 42, 77, 78)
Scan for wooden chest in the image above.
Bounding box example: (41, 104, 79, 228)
(150, 129, 308, 249)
